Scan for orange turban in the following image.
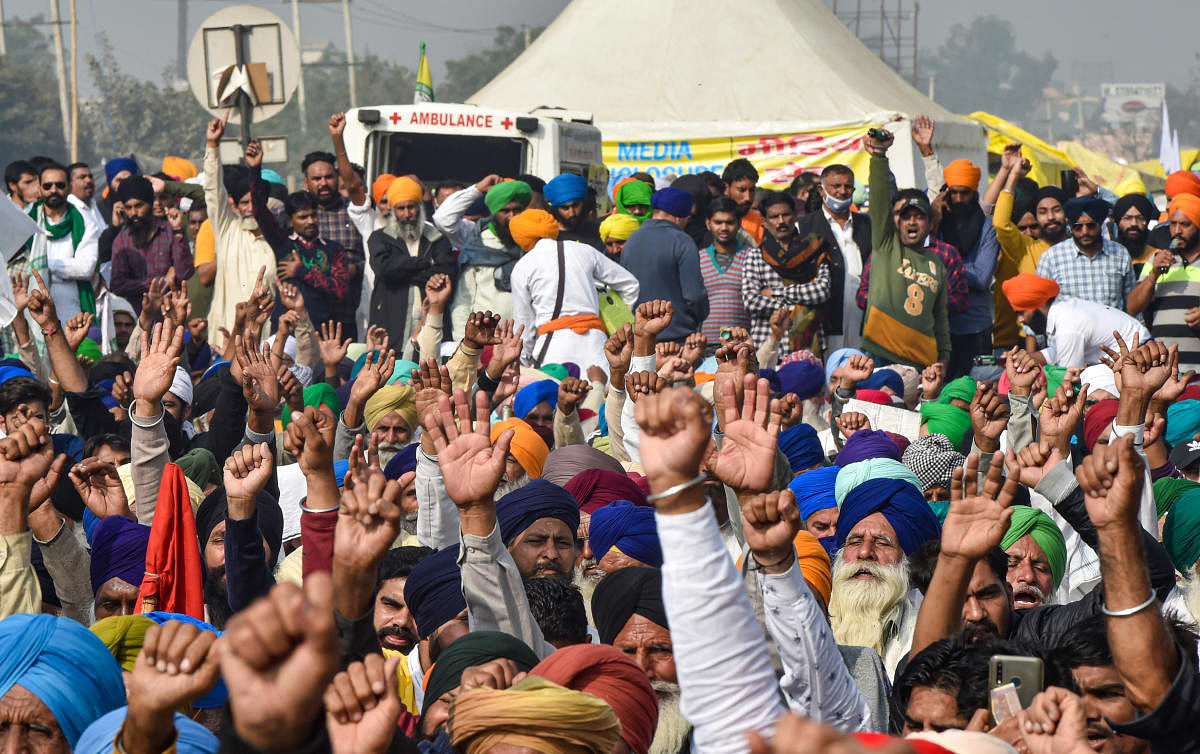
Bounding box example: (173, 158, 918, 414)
(372, 173, 397, 204)
(1166, 170, 1200, 199)
(508, 209, 560, 252)
(490, 418, 549, 478)
(386, 176, 423, 206)
(161, 156, 197, 181)
(1169, 193, 1200, 229)
(943, 159, 981, 190)
(1002, 272, 1060, 312)
(793, 530, 832, 608)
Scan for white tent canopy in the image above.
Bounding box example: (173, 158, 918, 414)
(470, 0, 987, 190)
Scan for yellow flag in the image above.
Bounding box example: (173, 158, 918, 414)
(414, 42, 434, 104)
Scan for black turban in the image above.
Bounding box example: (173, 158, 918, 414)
(1033, 185, 1068, 209)
(194, 486, 283, 565)
(1112, 193, 1158, 225)
(115, 175, 154, 205)
(591, 565, 669, 645)
(1064, 196, 1111, 225)
(403, 544, 466, 641)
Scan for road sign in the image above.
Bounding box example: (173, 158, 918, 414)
(187, 4, 301, 127)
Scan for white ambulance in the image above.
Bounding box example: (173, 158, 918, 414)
(340, 102, 608, 204)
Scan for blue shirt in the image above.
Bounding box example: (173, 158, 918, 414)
(1035, 237, 1135, 311)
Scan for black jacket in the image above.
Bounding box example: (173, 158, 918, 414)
(796, 210, 872, 336)
(367, 227, 456, 344)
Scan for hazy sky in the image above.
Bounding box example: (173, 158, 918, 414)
(4, 0, 1196, 98)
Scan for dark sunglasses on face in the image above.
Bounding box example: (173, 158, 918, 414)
(1072, 221, 1098, 230)
(42, 181, 66, 190)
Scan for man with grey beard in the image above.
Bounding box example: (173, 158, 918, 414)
(828, 477, 942, 681)
(1000, 506, 1065, 610)
(365, 175, 455, 349)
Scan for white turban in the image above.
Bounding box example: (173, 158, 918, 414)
(1079, 364, 1117, 399)
(169, 366, 193, 405)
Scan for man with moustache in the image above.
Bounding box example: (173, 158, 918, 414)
(1036, 196, 1135, 311)
(372, 546, 431, 656)
(1126, 193, 1200, 372)
(26, 162, 99, 320)
(109, 174, 192, 308)
(1111, 193, 1161, 272)
(1001, 506, 1066, 610)
(301, 149, 364, 334)
(66, 161, 106, 230)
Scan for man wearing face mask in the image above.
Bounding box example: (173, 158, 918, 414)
(202, 117, 276, 338)
(1003, 272, 1148, 368)
(797, 164, 872, 351)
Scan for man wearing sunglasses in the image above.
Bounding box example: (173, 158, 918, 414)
(1035, 196, 1135, 311)
(24, 162, 99, 321)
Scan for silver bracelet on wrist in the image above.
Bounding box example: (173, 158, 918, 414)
(1100, 592, 1156, 617)
(646, 473, 706, 503)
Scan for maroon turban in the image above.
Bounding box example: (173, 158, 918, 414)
(563, 469, 648, 514)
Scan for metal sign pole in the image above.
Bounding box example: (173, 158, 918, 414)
(232, 23, 253, 149)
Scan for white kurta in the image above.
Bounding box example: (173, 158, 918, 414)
(510, 237, 639, 372)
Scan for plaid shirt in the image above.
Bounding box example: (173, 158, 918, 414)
(740, 247, 831, 352)
(856, 239, 969, 315)
(318, 202, 362, 260)
(1035, 237, 1134, 310)
(109, 220, 193, 308)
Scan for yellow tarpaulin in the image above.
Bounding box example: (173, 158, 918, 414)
(1131, 150, 1200, 178)
(1056, 141, 1157, 196)
(967, 111, 1072, 187)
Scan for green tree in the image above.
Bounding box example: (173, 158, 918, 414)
(0, 18, 67, 161)
(926, 16, 1056, 125)
(438, 26, 542, 103)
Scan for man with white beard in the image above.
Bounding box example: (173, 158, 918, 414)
(362, 383, 418, 469)
(563, 468, 649, 605)
(827, 476, 942, 680)
(592, 566, 691, 754)
(1000, 505, 1065, 610)
(489, 418, 550, 501)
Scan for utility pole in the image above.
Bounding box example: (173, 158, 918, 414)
(49, 0, 71, 151)
(341, 0, 356, 107)
(291, 0, 308, 132)
(69, 0, 78, 160)
(0, 0, 7, 57)
(176, 0, 187, 81)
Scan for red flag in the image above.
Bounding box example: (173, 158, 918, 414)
(138, 462, 205, 619)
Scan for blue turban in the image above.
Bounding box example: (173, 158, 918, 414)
(1063, 196, 1111, 225)
(513, 379, 559, 421)
(494, 479, 580, 546)
(835, 477, 940, 556)
(77, 707, 217, 754)
(89, 515, 151, 594)
(835, 458, 923, 507)
(384, 443, 418, 480)
(824, 347, 866, 385)
(0, 614, 125, 747)
(836, 429, 902, 465)
(403, 545, 466, 641)
(104, 156, 139, 185)
(650, 186, 694, 218)
(1167, 399, 1200, 447)
(333, 459, 350, 488)
(545, 174, 588, 207)
(778, 424, 824, 473)
(0, 363, 35, 386)
(259, 168, 285, 186)
(788, 466, 840, 520)
(778, 360, 826, 400)
(858, 369, 904, 396)
(588, 501, 662, 567)
(758, 368, 781, 393)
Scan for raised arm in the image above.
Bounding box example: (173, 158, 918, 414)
(26, 269, 87, 393)
(328, 113, 366, 207)
(866, 130, 895, 250)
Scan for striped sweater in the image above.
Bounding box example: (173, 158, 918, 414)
(698, 244, 751, 343)
(1143, 259, 1200, 372)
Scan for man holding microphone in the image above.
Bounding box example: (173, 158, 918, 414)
(1126, 193, 1200, 371)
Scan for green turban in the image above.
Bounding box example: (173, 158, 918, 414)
(282, 382, 342, 428)
(90, 615, 156, 671)
(1000, 506, 1066, 588)
(484, 180, 533, 216)
(539, 363, 568, 381)
(1153, 477, 1200, 519)
(1164, 487, 1200, 575)
(77, 337, 102, 363)
(175, 447, 220, 490)
(1042, 366, 1071, 396)
(616, 180, 653, 225)
(920, 401, 972, 452)
(937, 376, 977, 405)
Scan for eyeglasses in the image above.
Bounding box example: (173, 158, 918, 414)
(41, 181, 66, 190)
(1072, 221, 1099, 230)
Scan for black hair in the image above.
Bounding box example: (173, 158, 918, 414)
(789, 172, 821, 198)
(515, 173, 545, 192)
(722, 158, 759, 185)
(908, 541, 1007, 596)
(893, 188, 928, 209)
(707, 195, 740, 219)
(0, 377, 51, 416)
(83, 433, 131, 459)
(631, 171, 655, 185)
(699, 171, 726, 197)
(66, 162, 89, 177)
(301, 151, 337, 175)
(284, 190, 320, 218)
(435, 179, 467, 194)
(38, 162, 68, 181)
(28, 156, 57, 173)
(188, 203, 208, 216)
(821, 164, 854, 181)
(375, 546, 434, 592)
(351, 163, 365, 182)
(5, 160, 36, 191)
(893, 639, 994, 730)
(759, 190, 796, 215)
(523, 576, 589, 647)
(1054, 615, 1111, 670)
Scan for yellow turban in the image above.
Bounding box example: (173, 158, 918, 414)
(490, 418, 549, 479)
(1169, 193, 1200, 229)
(364, 383, 417, 433)
(599, 213, 640, 242)
(450, 676, 621, 754)
(372, 173, 397, 204)
(386, 176, 424, 207)
(793, 530, 832, 609)
(943, 159, 981, 190)
(90, 615, 156, 671)
(161, 156, 198, 181)
(508, 209, 560, 251)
